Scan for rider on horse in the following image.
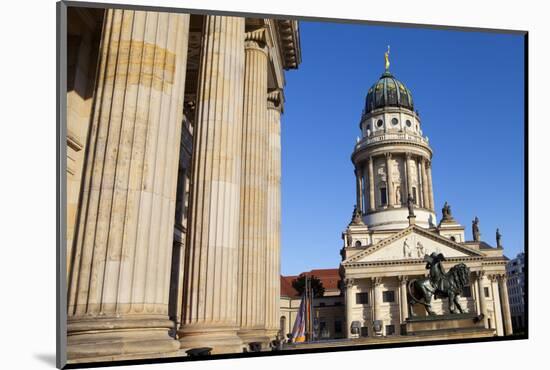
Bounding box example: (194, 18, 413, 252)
(424, 252, 447, 297)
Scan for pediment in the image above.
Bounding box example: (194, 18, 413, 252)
(343, 226, 483, 265)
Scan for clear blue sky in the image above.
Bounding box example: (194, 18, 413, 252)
(280, 21, 525, 276)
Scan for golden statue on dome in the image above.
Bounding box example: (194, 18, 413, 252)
(384, 45, 390, 72)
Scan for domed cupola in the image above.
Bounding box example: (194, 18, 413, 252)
(365, 71, 414, 114)
(364, 47, 414, 115)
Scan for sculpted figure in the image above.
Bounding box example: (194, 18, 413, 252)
(496, 228, 502, 248)
(407, 253, 470, 316)
(472, 216, 480, 241)
(416, 241, 425, 258)
(403, 238, 412, 258)
(407, 193, 415, 217)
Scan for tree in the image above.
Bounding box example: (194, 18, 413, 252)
(292, 274, 325, 298)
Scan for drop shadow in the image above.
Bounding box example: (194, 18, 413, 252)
(34, 353, 57, 367)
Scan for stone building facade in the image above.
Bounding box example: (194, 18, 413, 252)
(279, 270, 345, 340)
(339, 61, 513, 339)
(65, 6, 300, 363)
(506, 252, 525, 333)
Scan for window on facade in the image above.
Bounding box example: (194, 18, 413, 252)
(412, 187, 417, 204)
(356, 292, 369, 305)
(461, 286, 472, 298)
(391, 117, 399, 126)
(334, 302, 342, 306)
(383, 290, 395, 303)
(385, 325, 395, 336)
(406, 120, 412, 127)
(484, 287, 490, 298)
(334, 320, 342, 333)
(355, 240, 362, 247)
(377, 119, 383, 128)
(450, 236, 456, 242)
(380, 187, 388, 206)
(360, 327, 369, 337)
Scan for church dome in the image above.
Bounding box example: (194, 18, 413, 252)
(365, 71, 414, 114)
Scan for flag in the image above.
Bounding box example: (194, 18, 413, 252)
(291, 292, 307, 343)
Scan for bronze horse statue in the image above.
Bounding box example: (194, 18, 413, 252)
(407, 253, 470, 316)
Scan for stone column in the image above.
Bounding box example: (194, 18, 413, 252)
(385, 153, 394, 207)
(491, 275, 504, 336)
(355, 167, 363, 213)
(476, 271, 488, 328)
(426, 160, 435, 211)
(66, 10, 190, 362)
(372, 277, 382, 334)
(265, 90, 283, 340)
(237, 27, 270, 348)
(498, 275, 513, 335)
(406, 154, 414, 202)
(402, 155, 409, 202)
(420, 158, 429, 209)
(368, 156, 375, 212)
(399, 276, 408, 324)
(178, 15, 245, 354)
(344, 278, 355, 338)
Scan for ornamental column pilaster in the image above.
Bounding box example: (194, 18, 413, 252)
(498, 274, 513, 335)
(237, 27, 270, 347)
(368, 156, 375, 212)
(426, 160, 435, 211)
(399, 276, 409, 324)
(406, 153, 414, 202)
(66, 9, 190, 361)
(178, 15, 246, 354)
(355, 167, 363, 214)
(420, 157, 429, 209)
(344, 278, 355, 338)
(265, 89, 283, 339)
(476, 271, 488, 328)
(372, 277, 382, 333)
(385, 153, 394, 207)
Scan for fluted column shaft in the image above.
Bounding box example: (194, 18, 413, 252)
(368, 157, 375, 211)
(406, 154, 414, 202)
(426, 161, 435, 211)
(399, 276, 408, 324)
(178, 16, 245, 354)
(344, 279, 354, 338)
(420, 158, 429, 209)
(265, 91, 282, 338)
(373, 278, 382, 333)
(237, 28, 269, 346)
(498, 275, 513, 335)
(476, 272, 488, 327)
(386, 154, 394, 207)
(355, 168, 362, 213)
(66, 10, 189, 361)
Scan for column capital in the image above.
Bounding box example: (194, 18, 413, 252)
(474, 270, 485, 279)
(371, 276, 382, 286)
(385, 152, 392, 159)
(267, 89, 283, 112)
(398, 275, 409, 284)
(405, 152, 413, 160)
(245, 27, 268, 53)
(344, 278, 355, 289)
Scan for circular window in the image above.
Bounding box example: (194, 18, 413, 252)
(391, 118, 398, 126)
(376, 119, 383, 128)
(406, 120, 412, 127)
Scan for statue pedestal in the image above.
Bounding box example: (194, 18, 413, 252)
(404, 313, 494, 338)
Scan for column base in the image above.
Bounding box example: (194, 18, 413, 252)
(67, 316, 180, 363)
(238, 328, 272, 351)
(178, 324, 243, 354)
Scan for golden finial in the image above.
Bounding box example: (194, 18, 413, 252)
(384, 45, 390, 72)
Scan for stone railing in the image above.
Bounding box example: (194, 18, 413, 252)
(355, 132, 430, 150)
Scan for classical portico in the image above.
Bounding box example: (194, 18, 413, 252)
(65, 8, 300, 362)
(339, 53, 512, 341)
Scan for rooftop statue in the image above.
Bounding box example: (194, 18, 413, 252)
(496, 228, 502, 248)
(472, 216, 480, 242)
(407, 252, 470, 316)
(442, 201, 453, 221)
(407, 193, 415, 217)
(384, 45, 390, 72)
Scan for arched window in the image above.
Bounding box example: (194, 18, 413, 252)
(355, 240, 362, 247)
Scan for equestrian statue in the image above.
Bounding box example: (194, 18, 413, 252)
(407, 252, 470, 316)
